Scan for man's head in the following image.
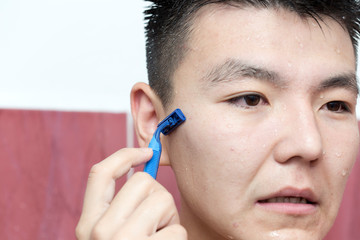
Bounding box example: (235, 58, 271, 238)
(144, 0, 360, 108)
(131, 1, 360, 239)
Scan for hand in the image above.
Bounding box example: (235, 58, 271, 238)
(76, 148, 187, 240)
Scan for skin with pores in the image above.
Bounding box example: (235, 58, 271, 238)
(163, 6, 359, 240)
(75, 4, 359, 240)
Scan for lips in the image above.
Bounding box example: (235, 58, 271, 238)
(259, 196, 309, 204)
(258, 187, 317, 203)
(256, 187, 318, 215)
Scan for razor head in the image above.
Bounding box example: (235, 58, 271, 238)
(158, 108, 186, 135)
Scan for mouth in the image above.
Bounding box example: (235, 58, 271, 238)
(258, 196, 315, 204)
(256, 188, 318, 215)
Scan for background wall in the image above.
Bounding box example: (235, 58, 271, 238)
(0, 0, 147, 113)
(0, 0, 359, 115)
(0, 1, 359, 240)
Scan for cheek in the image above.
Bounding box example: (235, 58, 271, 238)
(167, 109, 271, 207)
(324, 122, 359, 175)
(321, 121, 359, 205)
(166, 107, 282, 237)
(172, 112, 259, 171)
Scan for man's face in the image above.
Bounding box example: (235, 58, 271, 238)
(163, 5, 359, 240)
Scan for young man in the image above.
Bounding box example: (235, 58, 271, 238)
(76, 1, 360, 239)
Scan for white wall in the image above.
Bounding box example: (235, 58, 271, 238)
(0, 0, 359, 116)
(0, 0, 147, 113)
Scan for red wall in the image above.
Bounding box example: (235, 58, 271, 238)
(0, 109, 358, 239)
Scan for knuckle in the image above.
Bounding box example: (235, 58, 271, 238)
(75, 223, 86, 239)
(151, 189, 175, 207)
(157, 190, 175, 204)
(131, 172, 167, 192)
(152, 190, 178, 216)
(89, 163, 108, 179)
(131, 171, 156, 187)
(171, 224, 188, 238)
(90, 224, 108, 240)
(133, 171, 153, 181)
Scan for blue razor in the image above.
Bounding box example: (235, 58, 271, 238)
(144, 108, 186, 179)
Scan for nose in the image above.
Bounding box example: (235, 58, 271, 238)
(272, 104, 323, 164)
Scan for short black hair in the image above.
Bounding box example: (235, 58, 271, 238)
(144, 0, 360, 107)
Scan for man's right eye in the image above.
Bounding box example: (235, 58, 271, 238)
(227, 93, 268, 109)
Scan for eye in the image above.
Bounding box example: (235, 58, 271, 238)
(323, 101, 351, 113)
(227, 94, 268, 108)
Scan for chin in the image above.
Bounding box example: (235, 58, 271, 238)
(229, 229, 325, 240)
(266, 229, 324, 240)
(218, 218, 332, 240)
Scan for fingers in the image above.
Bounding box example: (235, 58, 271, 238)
(94, 172, 178, 238)
(150, 224, 188, 240)
(76, 147, 152, 240)
(115, 179, 180, 236)
(76, 147, 186, 240)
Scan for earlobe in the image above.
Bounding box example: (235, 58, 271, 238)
(130, 82, 171, 166)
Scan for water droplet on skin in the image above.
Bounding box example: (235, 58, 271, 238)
(274, 129, 278, 136)
(336, 152, 342, 158)
(269, 231, 280, 237)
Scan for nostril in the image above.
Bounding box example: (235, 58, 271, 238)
(272, 139, 323, 164)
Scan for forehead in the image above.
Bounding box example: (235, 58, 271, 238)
(171, 5, 356, 92)
(190, 4, 354, 54)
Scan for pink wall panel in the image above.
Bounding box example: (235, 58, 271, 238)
(0, 109, 359, 239)
(0, 109, 127, 240)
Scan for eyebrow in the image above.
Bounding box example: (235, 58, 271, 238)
(317, 73, 359, 95)
(203, 58, 359, 95)
(203, 58, 287, 88)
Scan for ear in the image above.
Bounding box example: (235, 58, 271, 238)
(130, 82, 170, 166)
